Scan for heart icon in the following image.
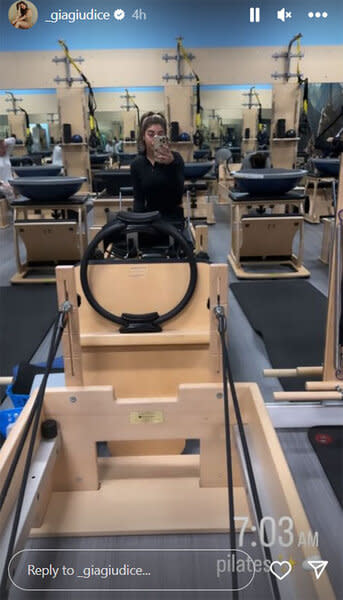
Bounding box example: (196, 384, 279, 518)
(269, 561, 292, 581)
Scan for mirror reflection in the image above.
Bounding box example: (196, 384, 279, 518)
(1, 83, 342, 162)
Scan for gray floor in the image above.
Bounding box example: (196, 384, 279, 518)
(1, 203, 343, 599)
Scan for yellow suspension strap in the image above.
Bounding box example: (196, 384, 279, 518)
(179, 40, 203, 142)
(58, 39, 100, 148)
(296, 37, 308, 115)
(302, 78, 309, 115)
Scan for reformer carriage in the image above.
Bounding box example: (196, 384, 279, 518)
(0, 211, 334, 599)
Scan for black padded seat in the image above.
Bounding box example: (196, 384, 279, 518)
(241, 213, 299, 219)
(13, 165, 62, 177)
(119, 186, 134, 196)
(229, 189, 306, 203)
(10, 194, 90, 207)
(312, 158, 340, 177)
(93, 170, 133, 196)
(103, 210, 189, 258)
(10, 156, 34, 167)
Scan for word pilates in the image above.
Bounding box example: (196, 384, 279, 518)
(47, 9, 119, 23)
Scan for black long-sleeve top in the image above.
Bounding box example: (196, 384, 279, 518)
(130, 151, 184, 218)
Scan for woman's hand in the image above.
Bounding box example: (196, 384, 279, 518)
(155, 145, 174, 165)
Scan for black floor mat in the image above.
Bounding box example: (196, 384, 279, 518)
(308, 426, 343, 508)
(0, 285, 58, 396)
(230, 280, 327, 391)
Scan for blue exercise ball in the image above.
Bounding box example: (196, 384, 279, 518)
(179, 132, 191, 142)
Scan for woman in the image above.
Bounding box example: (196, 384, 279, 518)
(241, 151, 271, 170)
(11, 1, 33, 29)
(0, 137, 15, 183)
(0, 137, 16, 201)
(130, 112, 184, 219)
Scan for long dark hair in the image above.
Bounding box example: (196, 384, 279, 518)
(137, 111, 167, 153)
(16, 1, 28, 14)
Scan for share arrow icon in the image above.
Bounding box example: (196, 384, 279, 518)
(308, 560, 328, 580)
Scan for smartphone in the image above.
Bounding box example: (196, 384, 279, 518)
(153, 135, 168, 153)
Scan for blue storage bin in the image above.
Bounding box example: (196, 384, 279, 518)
(0, 408, 23, 438)
(6, 384, 29, 408)
(7, 357, 64, 408)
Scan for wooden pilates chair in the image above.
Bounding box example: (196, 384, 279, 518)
(0, 212, 334, 600)
(265, 156, 343, 400)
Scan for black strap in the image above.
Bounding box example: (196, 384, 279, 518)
(215, 305, 281, 600)
(215, 307, 239, 597)
(0, 305, 70, 598)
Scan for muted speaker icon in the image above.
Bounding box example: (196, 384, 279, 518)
(277, 7, 292, 21)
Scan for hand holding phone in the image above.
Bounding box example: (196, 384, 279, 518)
(153, 135, 168, 153)
(153, 135, 174, 164)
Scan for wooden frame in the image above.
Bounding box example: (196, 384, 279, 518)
(91, 196, 133, 228)
(1, 384, 335, 598)
(0, 257, 335, 598)
(270, 156, 343, 399)
(57, 87, 92, 192)
(323, 155, 343, 383)
(228, 195, 310, 279)
(217, 163, 242, 205)
(8, 113, 26, 142)
(164, 85, 194, 136)
(123, 141, 138, 154)
(169, 142, 194, 162)
(241, 108, 258, 155)
(122, 113, 137, 141)
(10, 197, 89, 284)
(62, 144, 92, 192)
(183, 184, 216, 225)
(270, 82, 301, 169)
(304, 176, 335, 224)
(57, 262, 227, 393)
(320, 217, 335, 264)
(0, 198, 9, 229)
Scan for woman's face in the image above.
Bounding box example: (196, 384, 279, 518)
(143, 123, 165, 153)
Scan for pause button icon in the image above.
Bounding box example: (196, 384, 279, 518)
(250, 7, 260, 22)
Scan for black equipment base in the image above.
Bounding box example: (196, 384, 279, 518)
(0, 286, 58, 399)
(308, 426, 343, 509)
(230, 280, 327, 391)
(229, 190, 305, 202)
(11, 194, 90, 207)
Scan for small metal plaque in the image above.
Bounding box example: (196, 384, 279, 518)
(130, 411, 164, 424)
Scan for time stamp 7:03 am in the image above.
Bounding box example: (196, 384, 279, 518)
(235, 515, 319, 548)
